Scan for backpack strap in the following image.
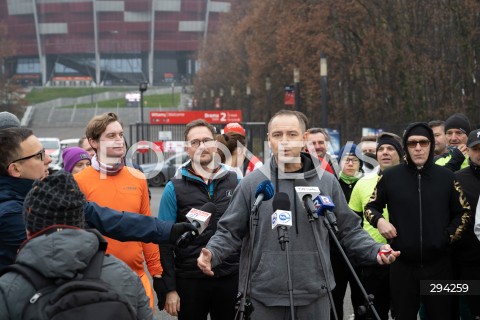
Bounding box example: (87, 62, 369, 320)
(83, 229, 108, 280)
(0, 264, 52, 291)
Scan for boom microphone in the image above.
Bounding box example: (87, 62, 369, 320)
(251, 180, 275, 214)
(176, 202, 216, 248)
(294, 179, 320, 218)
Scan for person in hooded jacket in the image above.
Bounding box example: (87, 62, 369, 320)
(197, 110, 399, 320)
(365, 122, 471, 320)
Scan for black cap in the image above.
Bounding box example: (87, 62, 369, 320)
(467, 129, 480, 148)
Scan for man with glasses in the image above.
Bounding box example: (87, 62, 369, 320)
(365, 122, 471, 320)
(349, 132, 404, 319)
(435, 113, 471, 171)
(0, 128, 51, 267)
(156, 119, 240, 320)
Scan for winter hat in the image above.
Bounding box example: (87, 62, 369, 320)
(407, 125, 431, 139)
(62, 147, 91, 173)
(224, 123, 246, 136)
(338, 143, 363, 168)
(0, 112, 21, 130)
(444, 113, 471, 135)
(467, 129, 480, 148)
(23, 171, 86, 233)
(376, 133, 404, 158)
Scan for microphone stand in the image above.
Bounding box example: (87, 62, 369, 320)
(277, 226, 295, 320)
(304, 203, 339, 320)
(323, 210, 381, 320)
(235, 206, 260, 320)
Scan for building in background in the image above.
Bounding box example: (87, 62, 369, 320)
(0, 0, 231, 86)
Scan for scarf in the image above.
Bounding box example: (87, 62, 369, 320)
(91, 154, 125, 176)
(339, 172, 362, 185)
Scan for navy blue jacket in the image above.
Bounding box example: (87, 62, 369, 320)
(0, 175, 173, 268)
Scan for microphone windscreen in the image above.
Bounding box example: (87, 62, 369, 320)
(272, 192, 290, 212)
(254, 180, 275, 201)
(199, 202, 217, 213)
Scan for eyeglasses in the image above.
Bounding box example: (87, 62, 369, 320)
(187, 138, 216, 148)
(406, 140, 430, 148)
(8, 149, 46, 168)
(341, 157, 360, 164)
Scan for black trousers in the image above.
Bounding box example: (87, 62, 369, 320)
(362, 265, 391, 320)
(390, 256, 454, 320)
(330, 249, 364, 320)
(176, 273, 238, 320)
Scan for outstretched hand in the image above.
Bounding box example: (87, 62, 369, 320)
(377, 244, 400, 265)
(197, 248, 214, 276)
(169, 222, 197, 244)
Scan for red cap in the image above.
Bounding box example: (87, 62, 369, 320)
(224, 123, 246, 136)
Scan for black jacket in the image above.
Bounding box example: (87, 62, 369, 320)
(454, 161, 480, 264)
(365, 122, 470, 265)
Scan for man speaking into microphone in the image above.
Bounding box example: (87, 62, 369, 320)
(198, 110, 399, 320)
(157, 119, 240, 320)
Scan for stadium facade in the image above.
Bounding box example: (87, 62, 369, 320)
(0, 0, 231, 86)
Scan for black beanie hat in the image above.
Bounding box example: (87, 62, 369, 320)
(407, 125, 431, 139)
(23, 171, 86, 233)
(376, 134, 404, 158)
(444, 113, 471, 134)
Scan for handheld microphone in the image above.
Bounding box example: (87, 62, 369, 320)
(272, 192, 292, 250)
(272, 192, 292, 229)
(314, 194, 339, 233)
(251, 180, 275, 214)
(294, 179, 320, 218)
(176, 202, 216, 248)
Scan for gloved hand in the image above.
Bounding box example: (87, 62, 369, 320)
(169, 222, 197, 244)
(153, 276, 168, 310)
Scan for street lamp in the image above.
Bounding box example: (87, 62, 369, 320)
(320, 54, 328, 128)
(265, 76, 272, 122)
(139, 82, 148, 142)
(210, 89, 214, 109)
(246, 84, 252, 122)
(293, 67, 301, 112)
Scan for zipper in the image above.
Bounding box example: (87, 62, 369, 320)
(417, 173, 423, 267)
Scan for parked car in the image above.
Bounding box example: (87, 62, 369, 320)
(140, 152, 188, 187)
(39, 137, 61, 168)
(48, 138, 81, 173)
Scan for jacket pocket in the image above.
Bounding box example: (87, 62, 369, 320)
(251, 250, 327, 305)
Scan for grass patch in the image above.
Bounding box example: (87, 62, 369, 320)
(25, 87, 128, 104)
(61, 93, 181, 109)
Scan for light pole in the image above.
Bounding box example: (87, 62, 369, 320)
(293, 67, 301, 113)
(246, 84, 252, 122)
(219, 88, 224, 109)
(139, 81, 148, 138)
(265, 76, 272, 122)
(171, 81, 175, 107)
(320, 54, 328, 128)
(210, 89, 214, 109)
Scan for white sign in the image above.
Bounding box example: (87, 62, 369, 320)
(158, 131, 172, 141)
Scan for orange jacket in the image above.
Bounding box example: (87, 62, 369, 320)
(75, 166, 162, 277)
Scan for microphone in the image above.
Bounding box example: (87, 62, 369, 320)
(271, 192, 292, 250)
(314, 194, 339, 233)
(251, 180, 275, 214)
(176, 202, 216, 248)
(294, 179, 320, 218)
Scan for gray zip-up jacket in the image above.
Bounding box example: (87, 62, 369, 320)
(0, 228, 153, 320)
(206, 153, 382, 307)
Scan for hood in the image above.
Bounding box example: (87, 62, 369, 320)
(402, 122, 435, 170)
(15, 228, 99, 279)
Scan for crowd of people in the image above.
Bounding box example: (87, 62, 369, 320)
(0, 108, 479, 320)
